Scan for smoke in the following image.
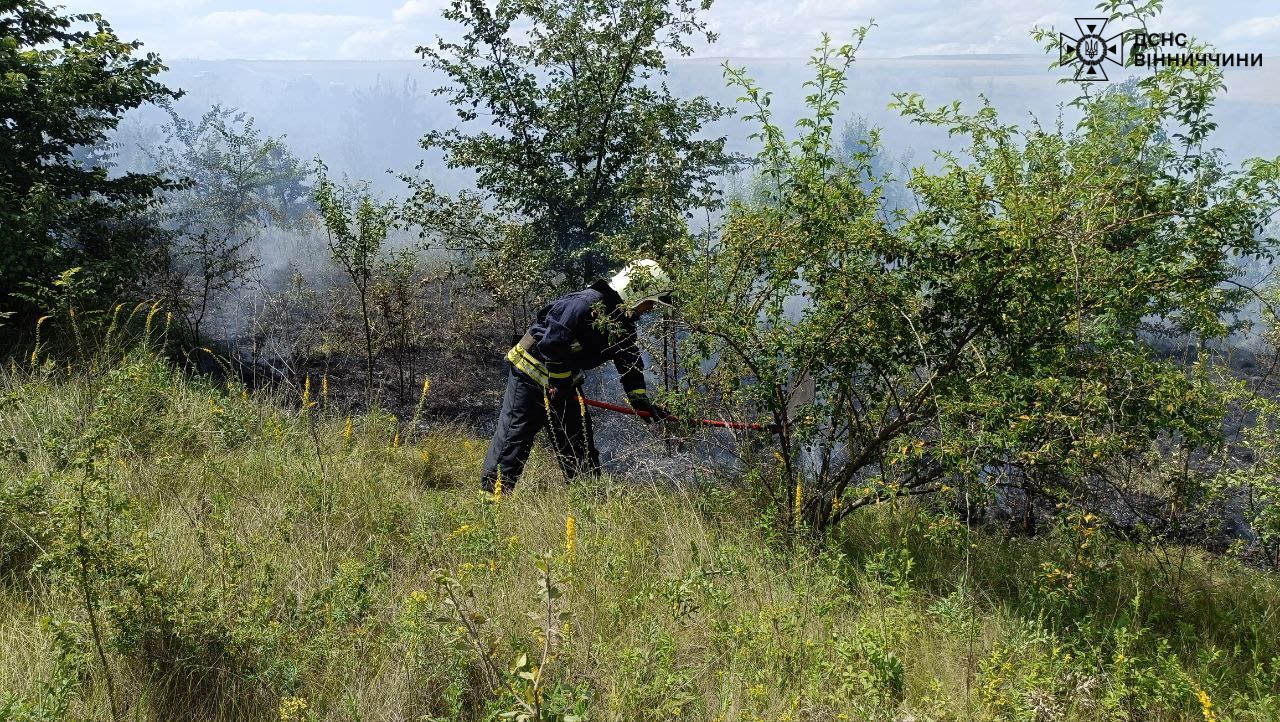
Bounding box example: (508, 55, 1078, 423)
(98, 56, 1280, 411)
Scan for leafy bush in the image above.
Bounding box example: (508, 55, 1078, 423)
(675, 7, 1280, 533)
(0, 0, 178, 332)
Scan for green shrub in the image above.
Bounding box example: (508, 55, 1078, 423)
(4, 346, 1280, 719)
(675, 4, 1280, 537)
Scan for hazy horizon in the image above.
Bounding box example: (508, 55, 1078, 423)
(109, 55, 1277, 198)
(56, 0, 1280, 62)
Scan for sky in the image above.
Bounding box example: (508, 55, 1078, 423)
(56, 0, 1280, 61)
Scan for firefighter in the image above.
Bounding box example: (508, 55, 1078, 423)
(480, 259, 673, 492)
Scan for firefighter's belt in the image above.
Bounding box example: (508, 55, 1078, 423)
(507, 333, 579, 387)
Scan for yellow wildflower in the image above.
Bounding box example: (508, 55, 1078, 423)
(409, 376, 432, 439)
(1197, 688, 1217, 722)
(278, 696, 307, 722)
(144, 302, 160, 336)
(343, 416, 353, 441)
(34, 314, 50, 360)
(565, 515, 576, 557)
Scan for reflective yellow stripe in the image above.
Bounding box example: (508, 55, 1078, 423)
(627, 388, 647, 397)
(507, 345, 574, 386)
(507, 346, 550, 386)
(518, 346, 571, 378)
(511, 346, 544, 375)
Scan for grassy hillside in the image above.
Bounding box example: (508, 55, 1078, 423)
(3, 348, 1280, 721)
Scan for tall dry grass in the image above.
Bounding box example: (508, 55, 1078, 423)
(3, 345, 1280, 720)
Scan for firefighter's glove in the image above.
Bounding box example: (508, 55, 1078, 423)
(628, 394, 671, 424)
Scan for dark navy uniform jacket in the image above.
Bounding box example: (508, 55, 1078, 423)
(506, 280, 647, 399)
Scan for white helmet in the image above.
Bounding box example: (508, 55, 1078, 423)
(608, 259, 673, 309)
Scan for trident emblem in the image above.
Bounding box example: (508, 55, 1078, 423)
(1060, 17, 1125, 81)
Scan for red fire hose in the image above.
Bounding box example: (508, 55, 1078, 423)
(580, 396, 778, 433)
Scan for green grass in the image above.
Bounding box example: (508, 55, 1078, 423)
(2, 348, 1280, 720)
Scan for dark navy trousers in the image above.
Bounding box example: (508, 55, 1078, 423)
(480, 364, 601, 491)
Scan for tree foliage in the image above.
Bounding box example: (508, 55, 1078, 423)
(676, 11, 1280, 533)
(401, 178, 555, 338)
(314, 164, 399, 395)
(0, 0, 179, 331)
(150, 104, 309, 345)
(415, 0, 734, 283)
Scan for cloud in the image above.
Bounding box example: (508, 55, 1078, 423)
(171, 10, 385, 60)
(338, 26, 431, 60)
(695, 0, 1059, 58)
(1221, 15, 1280, 41)
(54, 0, 1280, 62)
(76, 0, 215, 15)
(393, 0, 450, 24)
(161, 5, 456, 60)
(196, 9, 379, 34)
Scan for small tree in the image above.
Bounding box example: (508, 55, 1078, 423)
(838, 114, 915, 219)
(401, 178, 555, 340)
(414, 0, 734, 283)
(152, 105, 309, 345)
(678, 12, 1280, 534)
(373, 249, 423, 402)
(313, 163, 398, 395)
